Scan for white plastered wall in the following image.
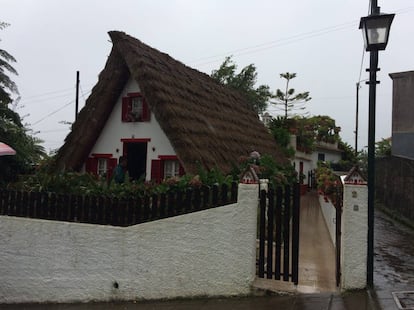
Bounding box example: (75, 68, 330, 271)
(340, 180, 368, 290)
(90, 78, 176, 179)
(0, 184, 258, 304)
(319, 195, 336, 246)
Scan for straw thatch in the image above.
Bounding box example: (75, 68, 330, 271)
(55, 31, 286, 174)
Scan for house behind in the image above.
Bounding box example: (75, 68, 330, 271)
(389, 70, 414, 160)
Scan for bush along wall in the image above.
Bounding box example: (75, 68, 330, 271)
(315, 162, 342, 205)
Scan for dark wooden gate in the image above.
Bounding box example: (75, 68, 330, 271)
(335, 186, 343, 287)
(257, 183, 300, 284)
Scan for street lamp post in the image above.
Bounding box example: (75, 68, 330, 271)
(355, 81, 360, 156)
(359, 2, 394, 287)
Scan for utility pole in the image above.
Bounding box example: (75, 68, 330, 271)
(75, 71, 80, 121)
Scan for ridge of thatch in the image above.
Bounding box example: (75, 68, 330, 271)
(55, 46, 130, 171)
(55, 31, 286, 174)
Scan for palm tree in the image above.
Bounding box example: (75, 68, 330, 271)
(0, 22, 45, 184)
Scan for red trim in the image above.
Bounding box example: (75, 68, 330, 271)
(91, 153, 113, 158)
(107, 158, 117, 180)
(121, 138, 151, 143)
(85, 158, 98, 176)
(179, 164, 185, 176)
(158, 155, 178, 160)
(121, 93, 150, 122)
(151, 159, 163, 183)
(121, 96, 130, 122)
(127, 92, 142, 97)
(123, 143, 127, 157)
(142, 98, 150, 121)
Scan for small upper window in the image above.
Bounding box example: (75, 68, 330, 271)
(122, 93, 150, 122)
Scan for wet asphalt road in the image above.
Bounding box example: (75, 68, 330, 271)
(374, 208, 414, 309)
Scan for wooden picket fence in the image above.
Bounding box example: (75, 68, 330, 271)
(257, 183, 300, 284)
(0, 182, 238, 227)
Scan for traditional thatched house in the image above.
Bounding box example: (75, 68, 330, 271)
(55, 31, 286, 182)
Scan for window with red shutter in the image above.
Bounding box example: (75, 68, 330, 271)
(107, 158, 118, 180)
(179, 163, 185, 176)
(121, 93, 150, 122)
(121, 97, 131, 122)
(86, 155, 117, 181)
(85, 158, 98, 176)
(151, 159, 163, 183)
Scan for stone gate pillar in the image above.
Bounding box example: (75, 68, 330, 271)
(340, 166, 368, 290)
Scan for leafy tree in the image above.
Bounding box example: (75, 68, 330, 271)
(268, 116, 295, 158)
(355, 138, 391, 177)
(271, 72, 311, 119)
(270, 115, 340, 154)
(375, 137, 391, 157)
(0, 22, 18, 106)
(330, 141, 358, 171)
(211, 56, 271, 114)
(0, 22, 45, 184)
(306, 115, 341, 144)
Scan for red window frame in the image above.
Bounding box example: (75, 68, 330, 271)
(121, 92, 150, 122)
(151, 155, 185, 183)
(85, 154, 117, 181)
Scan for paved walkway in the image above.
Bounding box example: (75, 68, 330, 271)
(298, 191, 337, 292)
(1, 292, 380, 309)
(254, 190, 338, 294)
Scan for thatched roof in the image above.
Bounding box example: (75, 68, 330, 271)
(55, 31, 286, 174)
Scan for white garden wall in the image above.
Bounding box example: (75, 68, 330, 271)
(0, 184, 258, 304)
(340, 181, 368, 290)
(319, 195, 336, 246)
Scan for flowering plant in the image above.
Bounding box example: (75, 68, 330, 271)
(315, 162, 342, 204)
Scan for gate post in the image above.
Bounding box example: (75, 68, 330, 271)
(340, 167, 368, 290)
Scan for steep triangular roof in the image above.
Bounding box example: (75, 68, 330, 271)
(55, 31, 286, 174)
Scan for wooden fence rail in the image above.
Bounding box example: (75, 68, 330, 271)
(0, 182, 238, 227)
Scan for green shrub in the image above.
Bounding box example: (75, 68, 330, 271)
(9, 153, 296, 197)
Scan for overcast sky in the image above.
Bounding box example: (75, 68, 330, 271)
(2, 0, 414, 153)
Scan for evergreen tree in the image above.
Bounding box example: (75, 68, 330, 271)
(271, 72, 311, 119)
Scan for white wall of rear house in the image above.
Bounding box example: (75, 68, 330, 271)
(292, 156, 312, 181)
(310, 149, 342, 169)
(89, 78, 176, 179)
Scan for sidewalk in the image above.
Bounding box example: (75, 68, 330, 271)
(0, 292, 380, 310)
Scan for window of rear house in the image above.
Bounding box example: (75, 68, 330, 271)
(122, 93, 150, 122)
(318, 153, 326, 162)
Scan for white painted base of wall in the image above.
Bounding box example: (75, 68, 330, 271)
(0, 184, 258, 304)
(319, 195, 336, 247)
(341, 183, 368, 290)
